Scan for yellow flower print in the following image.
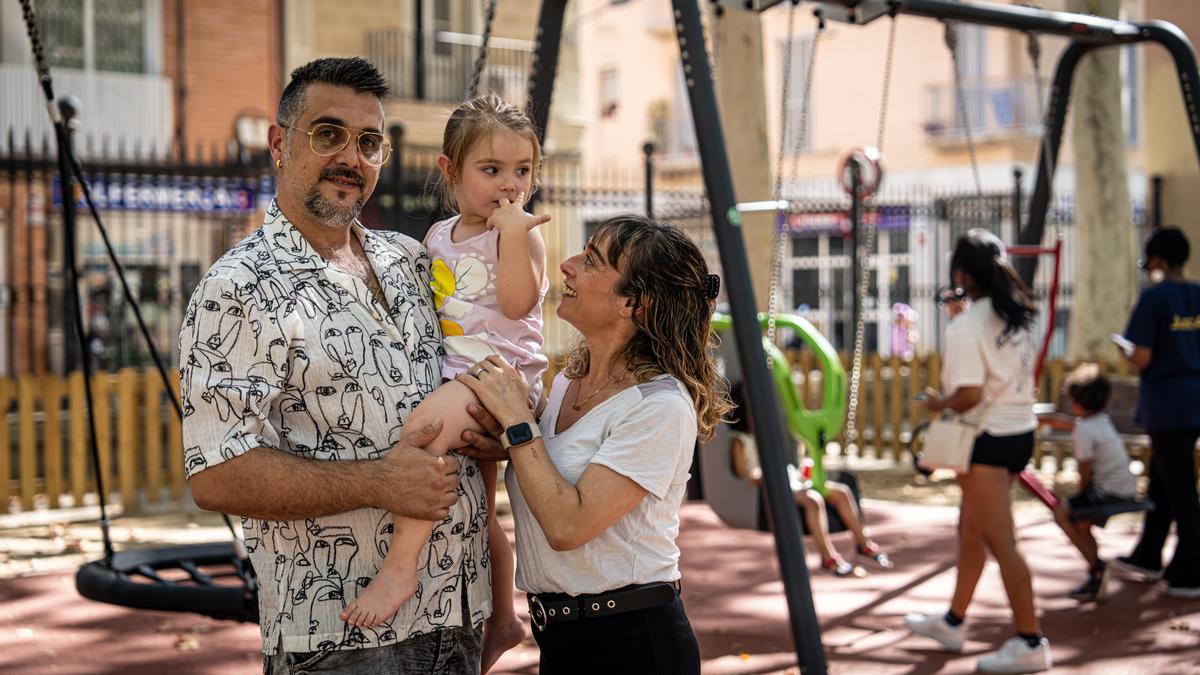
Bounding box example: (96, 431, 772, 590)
(440, 318, 464, 337)
(431, 259, 456, 310)
(430, 257, 479, 321)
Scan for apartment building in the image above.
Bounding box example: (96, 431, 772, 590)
(0, 0, 282, 374)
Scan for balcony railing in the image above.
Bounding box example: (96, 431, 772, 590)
(922, 77, 1046, 142)
(365, 29, 531, 105)
(1, 64, 172, 155)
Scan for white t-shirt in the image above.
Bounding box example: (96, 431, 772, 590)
(506, 372, 698, 596)
(1073, 413, 1137, 498)
(941, 297, 1038, 436)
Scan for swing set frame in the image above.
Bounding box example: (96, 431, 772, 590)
(520, 1, 1200, 673)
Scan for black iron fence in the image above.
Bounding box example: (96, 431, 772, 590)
(0, 126, 1158, 374)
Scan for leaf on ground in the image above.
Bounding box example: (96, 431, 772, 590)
(174, 635, 200, 651)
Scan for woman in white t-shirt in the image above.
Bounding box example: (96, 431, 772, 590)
(458, 215, 730, 674)
(905, 230, 1052, 674)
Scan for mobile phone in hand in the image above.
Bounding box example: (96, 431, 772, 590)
(1109, 333, 1135, 357)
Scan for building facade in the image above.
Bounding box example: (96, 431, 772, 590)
(0, 0, 282, 375)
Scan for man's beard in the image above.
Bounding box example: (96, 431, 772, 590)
(303, 169, 366, 227)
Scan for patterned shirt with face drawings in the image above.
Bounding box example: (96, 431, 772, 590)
(180, 201, 490, 656)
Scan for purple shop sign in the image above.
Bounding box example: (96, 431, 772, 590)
(784, 205, 911, 234)
(52, 174, 266, 213)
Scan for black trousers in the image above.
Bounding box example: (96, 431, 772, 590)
(1129, 428, 1200, 587)
(532, 595, 700, 675)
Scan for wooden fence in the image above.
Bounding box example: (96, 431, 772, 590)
(0, 356, 1138, 513)
(0, 368, 183, 513)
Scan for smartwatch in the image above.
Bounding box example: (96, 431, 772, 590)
(501, 421, 542, 450)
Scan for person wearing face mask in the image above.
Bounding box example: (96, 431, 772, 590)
(1111, 227, 1200, 598)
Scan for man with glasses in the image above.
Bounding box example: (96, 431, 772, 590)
(181, 57, 497, 673)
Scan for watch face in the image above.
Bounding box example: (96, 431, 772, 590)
(506, 422, 534, 446)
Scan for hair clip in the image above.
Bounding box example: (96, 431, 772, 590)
(703, 274, 721, 300)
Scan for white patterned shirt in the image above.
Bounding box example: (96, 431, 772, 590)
(180, 200, 490, 655)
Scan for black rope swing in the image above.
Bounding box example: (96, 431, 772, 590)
(18, 0, 505, 626)
(36, 0, 502, 625)
(17, 0, 260, 623)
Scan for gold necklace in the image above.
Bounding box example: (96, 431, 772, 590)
(571, 372, 627, 411)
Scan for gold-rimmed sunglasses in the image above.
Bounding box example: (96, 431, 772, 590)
(280, 122, 392, 166)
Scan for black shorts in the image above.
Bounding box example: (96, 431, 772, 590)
(969, 431, 1035, 473)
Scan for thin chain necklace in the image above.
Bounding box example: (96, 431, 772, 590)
(571, 371, 628, 411)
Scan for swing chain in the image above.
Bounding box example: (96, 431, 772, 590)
(466, 0, 499, 99)
(945, 20, 984, 197)
(767, 3, 823, 357)
(844, 8, 897, 450)
(767, 1, 801, 356)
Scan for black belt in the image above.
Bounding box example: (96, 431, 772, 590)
(527, 580, 681, 632)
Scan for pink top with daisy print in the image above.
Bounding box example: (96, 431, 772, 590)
(425, 215, 548, 403)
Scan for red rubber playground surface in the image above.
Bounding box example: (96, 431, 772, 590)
(2, 499, 1198, 674)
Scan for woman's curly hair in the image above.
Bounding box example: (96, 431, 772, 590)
(563, 215, 732, 439)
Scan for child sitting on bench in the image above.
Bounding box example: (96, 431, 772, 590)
(727, 383, 892, 577)
(1040, 364, 1138, 602)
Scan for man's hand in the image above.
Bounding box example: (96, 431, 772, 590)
(458, 403, 510, 462)
(486, 192, 551, 235)
(378, 420, 461, 520)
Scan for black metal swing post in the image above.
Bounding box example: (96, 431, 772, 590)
(18, 0, 115, 563)
(643, 140, 656, 220)
(670, 2, 828, 671)
(59, 105, 115, 562)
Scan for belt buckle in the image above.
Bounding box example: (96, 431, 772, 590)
(529, 595, 548, 632)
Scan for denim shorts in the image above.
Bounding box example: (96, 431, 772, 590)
(263, 624, 482, 675)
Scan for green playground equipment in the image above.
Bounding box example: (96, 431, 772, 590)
(712, 312, 846, 496)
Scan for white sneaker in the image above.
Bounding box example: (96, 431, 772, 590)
(976, 636, 1052, 674)
(904, 612, 965, 652)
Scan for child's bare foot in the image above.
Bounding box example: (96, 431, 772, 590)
(481, 613, 526, 674)
(339, 565, 418, 627)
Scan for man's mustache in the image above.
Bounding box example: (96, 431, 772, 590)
(320, 169, 366, 188)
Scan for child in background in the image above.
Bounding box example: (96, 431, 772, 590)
(728, 383, 892, 576)
(1040, 364, 1138, 602)
(341, 94, 548, 671)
